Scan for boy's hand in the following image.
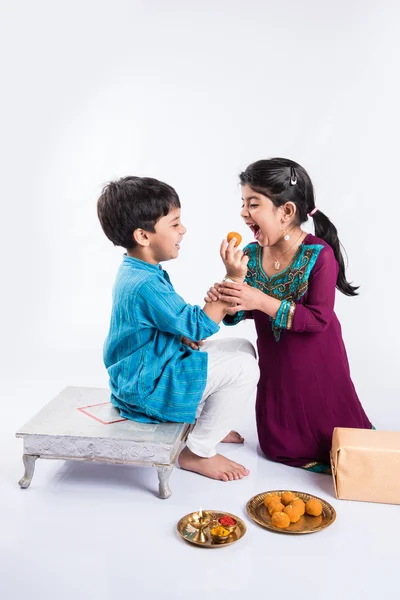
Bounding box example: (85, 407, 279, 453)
(220, 239, 249, 280)
(204, 282, 222, 303)
(181, 336, 204, 350)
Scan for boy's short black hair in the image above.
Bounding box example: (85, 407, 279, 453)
(97, 176, 181, 249)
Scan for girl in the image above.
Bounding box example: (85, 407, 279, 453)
(207, 158, 372, 473)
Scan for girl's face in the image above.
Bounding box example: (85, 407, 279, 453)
(240, 184, 285, 247)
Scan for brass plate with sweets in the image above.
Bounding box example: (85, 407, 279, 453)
(246, 490, 336, 535)
(177, 510, 246, 548)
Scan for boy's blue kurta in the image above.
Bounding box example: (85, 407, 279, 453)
(104, 256, 220, 423)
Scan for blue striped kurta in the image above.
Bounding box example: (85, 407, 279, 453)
(104, 256, 220, 423)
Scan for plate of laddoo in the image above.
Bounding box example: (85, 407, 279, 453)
(246, 490, 336, 534)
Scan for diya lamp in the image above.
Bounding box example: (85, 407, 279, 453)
(188, 507, 211, 543)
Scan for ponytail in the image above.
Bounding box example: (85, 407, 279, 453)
(312, 210, 359, 297)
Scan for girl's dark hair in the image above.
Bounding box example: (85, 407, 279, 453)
(97, 176, 180, 249)
(239, 158, 358, 296)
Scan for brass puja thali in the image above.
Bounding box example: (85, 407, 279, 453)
(177, 509, 246, 548)
(246, 490, 336, 534)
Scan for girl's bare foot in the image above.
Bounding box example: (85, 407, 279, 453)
(178, 446, 250, 481)
(221, 430, 244, 444)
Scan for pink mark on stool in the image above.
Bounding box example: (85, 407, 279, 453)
(77, 402, 128, 425)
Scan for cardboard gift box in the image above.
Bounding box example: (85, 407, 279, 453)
(330, 428, 400, 505)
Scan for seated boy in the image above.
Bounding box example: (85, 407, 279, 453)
(97, 176, 259, 481)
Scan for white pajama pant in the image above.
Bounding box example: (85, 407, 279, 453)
(185, 337, 260, 458)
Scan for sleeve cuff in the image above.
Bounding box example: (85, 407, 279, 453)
(274, 300, 296, 331)
(223, 310, 245, 326)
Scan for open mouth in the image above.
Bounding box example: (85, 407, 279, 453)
(248, 224, 261, 239)
(175, 243, 180, 249)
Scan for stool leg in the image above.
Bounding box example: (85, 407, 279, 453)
(156, 465, 173, 499)
(18, 454, 38, 489)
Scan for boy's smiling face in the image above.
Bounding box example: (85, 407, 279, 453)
(146, 207, 186, 263)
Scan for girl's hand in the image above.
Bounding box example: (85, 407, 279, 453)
(181, 336, 204, 350)
(219, 281, 265, 313)
(204, 283, 222, 303)
(220, 238, 249, 280)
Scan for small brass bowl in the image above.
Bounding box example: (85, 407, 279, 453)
(218, 517, 237, 534)
(210, 529, 231, 544)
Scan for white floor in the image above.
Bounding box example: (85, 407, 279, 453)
(1, 378, 399, 600)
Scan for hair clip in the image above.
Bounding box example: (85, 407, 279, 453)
(308, 207, 319, 217)
(290, 167, 297, 185)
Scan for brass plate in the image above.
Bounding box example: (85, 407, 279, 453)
(177, 510, 246, 548)
(246, 490, 336, 534)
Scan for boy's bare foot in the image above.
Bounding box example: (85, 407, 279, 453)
(221, 430, 244, 444)
(178, 446, 250, 481)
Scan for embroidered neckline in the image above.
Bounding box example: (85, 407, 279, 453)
(256, 233, 312, 282)
(243, 238, 324, 342)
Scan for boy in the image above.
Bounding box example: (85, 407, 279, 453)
(97, 176, 259, 481)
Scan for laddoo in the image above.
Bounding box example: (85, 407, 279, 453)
(268, 501, 285, 515)
(281, 491, 297, 506)
(292, 498, 306, 515)
(263, 494, 280, 508)
(283, 504, 302, 523)
(226, 232, 242, 247)
(305, 498, 323, 517)
(271, 512, 291, 529)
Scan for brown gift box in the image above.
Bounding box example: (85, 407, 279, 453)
(330, 427, 400, 505)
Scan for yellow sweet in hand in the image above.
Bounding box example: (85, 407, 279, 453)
(226, 231, 242, 247)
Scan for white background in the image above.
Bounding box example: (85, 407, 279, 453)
(1, 2, 400, 599)
(1, 0, 400, 422)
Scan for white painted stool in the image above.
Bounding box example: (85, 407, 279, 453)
(15, 386, 190, 499)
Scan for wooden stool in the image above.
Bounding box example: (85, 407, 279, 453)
(16, 386, 190, 499)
